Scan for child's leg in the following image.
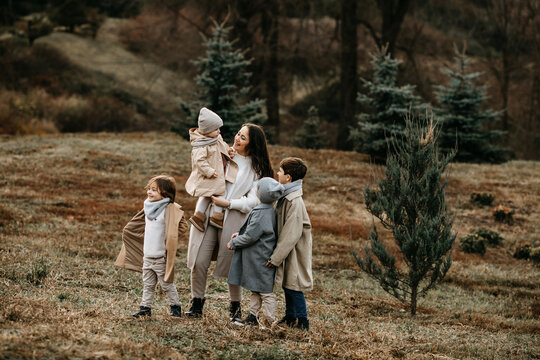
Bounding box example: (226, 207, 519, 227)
(260, 292, 276, 323)
(141, 258, 158, 308)
(195, 197, 212, 214)
(155, 257, 181, 306)
(286, 288, 308, 330)
(283, 287, 296, 319)
(249, 292, 262, 316)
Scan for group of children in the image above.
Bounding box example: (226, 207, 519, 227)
(116, 107, 312, 331)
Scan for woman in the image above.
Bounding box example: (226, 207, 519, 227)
(185, 123, 274, 320)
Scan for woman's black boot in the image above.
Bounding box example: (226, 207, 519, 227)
(185, 297, 205, 317)
(229, 301, 242, 322)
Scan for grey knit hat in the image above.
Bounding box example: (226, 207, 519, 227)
(198, 107, 223, 134)
(257, 177, 284, 204)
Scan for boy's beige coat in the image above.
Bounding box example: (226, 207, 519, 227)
(270, 189, 313, 292)
(185, 129, 238, 197)
(115, 203, 188, 283)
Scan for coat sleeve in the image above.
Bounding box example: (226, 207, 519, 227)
(230, 211, 264, 250)
(178, 213, 188, 238)
(193, 147, 215, 178)
(269, 200, 304, 266)
(229, 180, 259, 214)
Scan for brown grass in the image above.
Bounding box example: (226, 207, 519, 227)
(0, 132, 539, 359)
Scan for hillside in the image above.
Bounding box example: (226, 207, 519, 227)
(0, 133, 538, 359)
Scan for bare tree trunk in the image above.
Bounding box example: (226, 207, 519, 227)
(262, 0, 280, 142)
(339, 0, 357, 150)
(410, 282, 418, 315)
(377, 0, 412, 56)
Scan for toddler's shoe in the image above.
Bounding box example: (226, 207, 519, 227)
(209, 212, 224, 229)
(234, 313, 258, 327)
(170, 304, 182, 317)
(189, 211, 206, 232)
(132, 306, 151, 318)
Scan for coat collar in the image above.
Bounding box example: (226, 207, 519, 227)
(285, 188, 303, 200)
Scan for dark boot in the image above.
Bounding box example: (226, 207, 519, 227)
(170, 304, 182, 317)
(185, 297, 205, 317)
(132, 306, 151, 318)
(277, 315, 297, 327)
(297, 317, 309, 330)
(229, 301, 242, 322)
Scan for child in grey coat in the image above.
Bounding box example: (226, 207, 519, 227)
(227, 177, 284, 327)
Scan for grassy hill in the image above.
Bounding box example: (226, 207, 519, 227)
(0, 133, 538, 359)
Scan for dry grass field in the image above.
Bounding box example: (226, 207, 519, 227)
(0, 132, 538, 359)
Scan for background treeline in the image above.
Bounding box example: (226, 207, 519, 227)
(0, 0, 538, 160)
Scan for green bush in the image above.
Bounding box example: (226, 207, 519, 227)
(474, 228, 503, 246)
(459, 234, 486, 255)
(513, 242, 531, 260)
(470, 192, 494, 206)
(25, 258, 50, 285)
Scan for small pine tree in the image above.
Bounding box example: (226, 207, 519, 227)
(177, 22, 266, 142)
(435, 44, 507, 163)
(350, 45, 427, 162)
(293, 106, 327, 149)
(353, 112, 456, 315)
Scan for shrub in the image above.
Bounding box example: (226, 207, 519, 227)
(530, 247, 540, 263)
(25, 258, 50, 285)
(513, 242, 531, 260)
(474, 228, 503, 246)
(492, 205, 514, 224)
(459, 234, 486, 255)
(470, 192, 494, 206)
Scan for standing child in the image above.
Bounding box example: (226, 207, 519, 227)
(227, 177, 284, 328)
(266, 157, 312, 330)
(185, 107, 236, 232)
(115, 175, 188, 318)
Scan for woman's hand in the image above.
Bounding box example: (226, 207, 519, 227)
(211, 196, 230, 208)
(228, 147, 236, 158)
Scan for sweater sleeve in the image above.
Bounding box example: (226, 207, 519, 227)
(230, 211, 264, 250)
(229, 179, 259, 214)
(193, 147, 215, 178)
(269, 200, 304, 266)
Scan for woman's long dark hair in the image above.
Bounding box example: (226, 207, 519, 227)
(243, 123, 274, 179)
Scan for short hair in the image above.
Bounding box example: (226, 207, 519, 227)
(280, 157, 307, 181)
(145, 175, 176, 202)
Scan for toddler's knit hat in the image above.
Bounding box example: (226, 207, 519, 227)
(198, 107, 223, 134)
(257, 177, 284, 204)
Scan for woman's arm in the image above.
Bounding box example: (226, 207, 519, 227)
(211, 180, 259, 214)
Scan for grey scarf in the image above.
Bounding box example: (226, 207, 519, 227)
(144, 197, 171, 220)
(192, 135, 221, 148)
(276, 179, 302, 208)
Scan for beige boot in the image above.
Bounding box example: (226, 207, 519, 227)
(189, 211, 206, 232)
(209, 211, 224, 229)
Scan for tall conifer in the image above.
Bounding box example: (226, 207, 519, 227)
(353, 113, 456, 315)
(350, 46, 427, 162)
(177, 22, 265, 141)
(435, 45, 507, 163)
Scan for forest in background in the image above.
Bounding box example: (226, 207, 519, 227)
(0, 0, 538, 159)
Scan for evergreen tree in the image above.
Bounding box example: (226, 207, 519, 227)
(350, 46, 427, 162)
(293, 106, 327, 149)
(353, 112, 456, 315)
(177, 22, 266, 142)
(435, 45, 507, 163)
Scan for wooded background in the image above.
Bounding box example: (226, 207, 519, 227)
(0, 0, 538, 159)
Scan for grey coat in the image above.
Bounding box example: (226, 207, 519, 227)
(227, 203, 277, 293)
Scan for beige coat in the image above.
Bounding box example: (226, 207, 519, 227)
(185, 129, 237, 197)
(269, 189, 313, 292)
(114, 203, 188, 283)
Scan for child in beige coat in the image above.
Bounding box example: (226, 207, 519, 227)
(185, 107, 234, 231)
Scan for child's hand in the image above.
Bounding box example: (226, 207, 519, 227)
(211, 171, 218, 178)
(228, 147, 236, 158)
(227, 241, 233, 250)
(231, 232, 239, 239)
(265, 261, 275, 268)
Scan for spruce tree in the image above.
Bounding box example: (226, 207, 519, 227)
(177, 22, 265, 142)
(353, 112, 456, 315)
(435, 45, 507, 163)
(293, 106, 327, 149)
(350, 46, 427, 162)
